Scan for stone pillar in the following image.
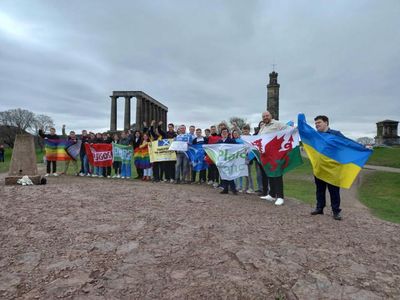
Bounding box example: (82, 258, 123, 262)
(156, 106, 160, 122)
(150, 103, 154, 121)
(135, 96, 143, 131)
(162, 109, 167, 131)
(110, 96, 117, 131)
(124, 96, 131, 131)
(143, 100, 149, 126)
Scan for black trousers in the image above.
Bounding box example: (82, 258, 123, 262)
(103, 166, 112, 177)
(164, 161, 175, 180)
(136, 167, 143, 178)
(222, 180, 236, 192)
(113, 161, 121, 175)
(152, 162, 161, 181)
(192, 169, 206, 182)
(315, 176, 341, 214)
(260, 165, 283, 198)
(46, 161, 57, 173)
(208, 164, 219, 182)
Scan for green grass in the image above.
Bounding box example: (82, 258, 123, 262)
(0, 148, 44, 173)
(283, 158, 315, 205)
(367, 146, 400, 168)
(358, 171, 400, 223)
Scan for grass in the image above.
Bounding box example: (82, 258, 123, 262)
(0, 148, 44, 173)
(367, 146, 400, 168)
(283, 158, 315, 205)
(358, 171, 400, 224)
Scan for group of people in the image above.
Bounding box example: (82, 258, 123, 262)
(38, 111, 345, 221)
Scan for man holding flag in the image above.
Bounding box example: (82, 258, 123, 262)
(298, 114, 373, 221)
(258, 111, 290, 206)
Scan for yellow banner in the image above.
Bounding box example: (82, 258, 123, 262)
(149, 139, 177, 163)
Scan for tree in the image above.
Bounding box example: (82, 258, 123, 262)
(229, 116, 247, 130)
(357, 137, 374, 145)
(0, 108, 54, 148)
(0, 108, 35, 133)
(32, 114, 55, 135)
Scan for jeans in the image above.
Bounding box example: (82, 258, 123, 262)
(175, 152, 189, 181)
(121, 162, 131, 178)
(80, 153, 89, 175)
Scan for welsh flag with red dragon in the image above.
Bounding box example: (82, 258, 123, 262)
(242, 128, 303, 177)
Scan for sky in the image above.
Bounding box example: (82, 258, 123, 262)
(0, 0, 399, 139)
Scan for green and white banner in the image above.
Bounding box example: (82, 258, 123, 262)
(203, 144, 248, 180)
(112, 143, 133, 163)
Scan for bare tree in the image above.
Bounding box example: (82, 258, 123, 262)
(0, 108, 35, 133)
(357, 137, 374, 145)
(229, 116, 247, 131)
(32, 114, 55, 135)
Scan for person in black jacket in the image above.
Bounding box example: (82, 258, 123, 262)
(102, 132, 113, 178)
(218, 128, 238, 195)
(79, 129, 91, 176)
(39, 127, 60, 176)
(158, 122, 177, 182)
(0, 144, 5, 162)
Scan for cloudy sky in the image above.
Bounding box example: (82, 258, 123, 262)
(0, 0, 399, 139)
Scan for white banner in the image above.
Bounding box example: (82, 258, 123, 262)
(203, 144, 248, 180)
(169, 141, 188, 152)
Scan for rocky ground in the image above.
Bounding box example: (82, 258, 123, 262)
(0, 171, 399, 299)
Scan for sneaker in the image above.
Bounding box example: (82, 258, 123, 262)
(275, 198, 284, 206)
(112, 175, 117, 178)
(170, 179, 174, 183)
(45, 173, 50, 177)
(79, 172, 84, 177)
(333, 212, 342, 221)
(311, 209, 324, 215)
(116, 175, 121, 178)
(238, 189, 243, 193)
(53, 173, 58, 177)
(86, 173, 91, 177)
(260, 195, 275, 201)
(213, 182, 219, 188)
(207, 180, 213, 185)
(246, 189, 254, 194)
(121, 176, 125, 179)
(107, 175, 111, 178)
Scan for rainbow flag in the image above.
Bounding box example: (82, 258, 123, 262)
(298, 113, 373, 189)
(134, 143, 152, 169)
(44, 139, 73, 161)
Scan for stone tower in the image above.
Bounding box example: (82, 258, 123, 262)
(267, 71, 280, 120)
(375, 120, 400, 145)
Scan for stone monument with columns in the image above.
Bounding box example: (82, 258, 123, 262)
(375, 120, 400, 145)
(109, 91, 168, 131)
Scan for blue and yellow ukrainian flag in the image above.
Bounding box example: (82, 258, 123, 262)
(298, 113, 373, 189)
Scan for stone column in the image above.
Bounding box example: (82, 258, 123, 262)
(124, 96, 131, 131)
(156, 106, 160, 122)
(150, 103, 154, 122)
(143, 100, 148, 126)
(110, 96, 117, 131)
(135, 97, 143, 131)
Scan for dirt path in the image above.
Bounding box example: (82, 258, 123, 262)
(0, 171, 399, 299)
(364, 164, 400, 173)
